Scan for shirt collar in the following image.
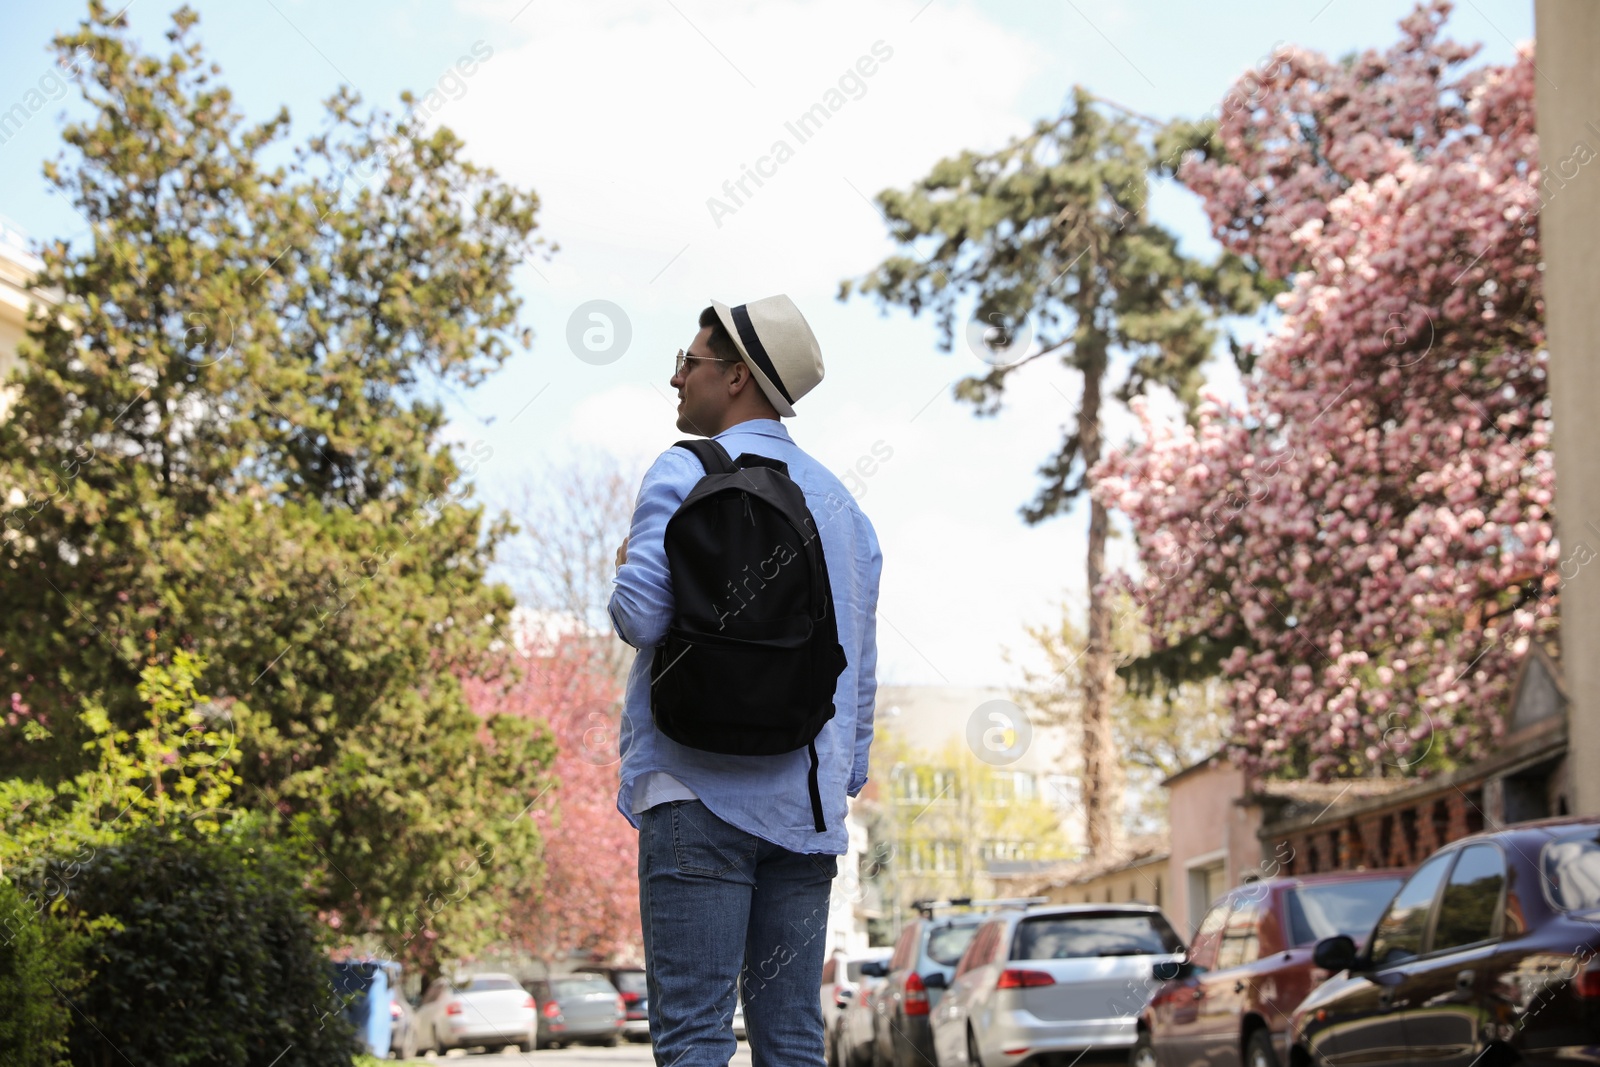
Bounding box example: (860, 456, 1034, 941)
(714, 418, 791, 443)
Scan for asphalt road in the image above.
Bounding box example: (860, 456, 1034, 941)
(403, 1040, 755, 1066)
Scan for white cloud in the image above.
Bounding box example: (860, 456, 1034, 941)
(448, 0, 1045, 306)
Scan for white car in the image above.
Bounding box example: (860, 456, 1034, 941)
(931, 904, 1184, 1067)
(821, 948, 893, 1067)
(413, 972, 537, 1054)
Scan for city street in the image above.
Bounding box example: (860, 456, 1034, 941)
(407, 1043, 754, 1066)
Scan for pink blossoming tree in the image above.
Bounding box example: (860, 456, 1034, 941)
(1100, 1, 1558, 780)
(465, 634, 641, 966)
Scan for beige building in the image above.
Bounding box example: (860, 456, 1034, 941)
(843, 685, 1085, 942)
(0, 218, 44, 419)
(1536, 0, 1600, 816)
(993, 835, 1170, 913)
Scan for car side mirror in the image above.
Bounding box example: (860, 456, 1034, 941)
(921, 972, 948, 990)
(1152, 959, 1191, 982)
(859, 961, 887, 978)
(1312, 935, 1359, 973)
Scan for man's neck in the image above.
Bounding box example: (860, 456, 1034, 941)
(711, 411, 783, 436)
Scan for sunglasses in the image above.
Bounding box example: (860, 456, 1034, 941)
(674, 349, 740, 377)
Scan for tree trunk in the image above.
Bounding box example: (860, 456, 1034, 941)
(1078, 345, 1125, 857)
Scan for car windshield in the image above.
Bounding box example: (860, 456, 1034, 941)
(1543, 831, 1600, 910)
(927, 923, 981, 967)
(551, 978, 616, 998)
(1284, 879, 1405, 945)
(1014, 912, 1183, 959)
(461, 976, 521, 992)
(612, 971, 648, 995)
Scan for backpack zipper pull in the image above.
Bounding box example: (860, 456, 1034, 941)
(742, 492, 754, 525)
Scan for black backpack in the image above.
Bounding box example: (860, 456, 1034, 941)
(650, 439, 849, 832)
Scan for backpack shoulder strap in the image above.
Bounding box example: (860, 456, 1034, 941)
(672, 438, 735, 476)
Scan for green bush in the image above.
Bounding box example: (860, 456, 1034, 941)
(0, 878, 78, 1067)
(22, 823, 359, 1067)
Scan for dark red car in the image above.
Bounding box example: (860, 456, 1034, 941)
(1134, 869, 1407, 1067)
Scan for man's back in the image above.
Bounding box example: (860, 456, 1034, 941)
(609, 418, 881, 854)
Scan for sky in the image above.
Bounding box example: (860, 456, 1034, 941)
(0, 0, 1536, 689)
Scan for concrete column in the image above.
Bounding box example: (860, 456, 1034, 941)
(1536, 1, 1600, 815)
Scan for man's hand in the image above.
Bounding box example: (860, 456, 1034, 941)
(615, 538, 628, 571)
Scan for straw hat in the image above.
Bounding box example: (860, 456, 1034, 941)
(709, 294, 824, 417)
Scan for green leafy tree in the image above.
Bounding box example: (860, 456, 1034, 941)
(1, 651, 239, 878)
(1018, 594, 1229, 834)
(0, 2, 553, 969)
(842, 88, 1263, 853)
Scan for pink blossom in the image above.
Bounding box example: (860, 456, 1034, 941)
(1096, 1, 1552, 779)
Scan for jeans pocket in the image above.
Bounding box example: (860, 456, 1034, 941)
(670, 801, 757, 878)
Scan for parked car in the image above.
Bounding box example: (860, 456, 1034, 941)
(932, 903, 1185, 1067)
(869, 905, 992, 1067)
(837, 954, 895, 1067)
(413, 972, 536, 1054)
(528, 973, 626, 1049)
(1291, 816, 1600, 1067)
(331, 958, 408, 1058)
(387, 987, 417, 1061)
(594, 966, 650, 1042)
(823, 949, 894, 1067)
(1132, 869, 1406, 1067)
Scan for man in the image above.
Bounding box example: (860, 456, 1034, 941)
(609, 295, 882, 1067)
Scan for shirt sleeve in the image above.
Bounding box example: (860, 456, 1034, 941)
(847, 516, 883, 797)
(608, 448, 698, 649)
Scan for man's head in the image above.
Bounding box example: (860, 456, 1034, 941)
(670, 307, 781, 436)
(671, 295, 826, 436)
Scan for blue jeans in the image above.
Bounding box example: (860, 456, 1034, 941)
(638, 799, 839, 1067)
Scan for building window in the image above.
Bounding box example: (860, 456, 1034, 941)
(1187, 854, 1227, 935)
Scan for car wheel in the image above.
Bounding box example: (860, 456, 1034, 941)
(968, 1028, 984, 1067)
(600, 1033, 620, 1048)
(1246, 1030, 1279, 1067)
(1131, 1030, 1158, 1067)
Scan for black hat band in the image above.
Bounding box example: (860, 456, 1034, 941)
(730, 303, 795, 405)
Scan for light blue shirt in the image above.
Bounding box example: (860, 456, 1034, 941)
(609, 419, 882, 854)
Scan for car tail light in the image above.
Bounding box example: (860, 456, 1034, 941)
(524, 995, 536, 1009)
(445, 1001, 463, 1015)
(904, 972, 930, 1016)
(621, 991, 641, 1005)
(996, 969, 1056, 989)
(390, 1001, 402, 1020)
(543, 1001, 563, 1019)
(616, 994, 626, 1015)
(1575, 959, 1600, 998)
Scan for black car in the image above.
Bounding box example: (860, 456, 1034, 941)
(1291, 816, 1600, 1067)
